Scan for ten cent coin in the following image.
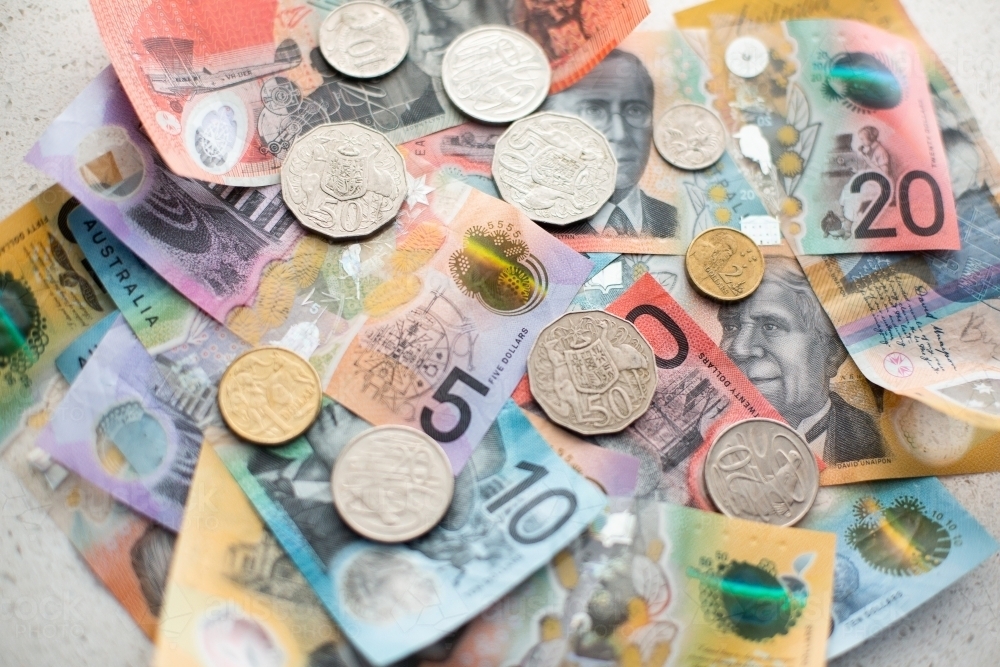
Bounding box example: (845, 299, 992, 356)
(281, 122, 407, 239)
(654, 104, 726, 171)
(725, 36, 770, 78)
(218, 347, 323, 445)
(527, 311, 658, 436)
(685, 227, 765, 302)
(492, 112, 617, 225)
(442, 25, 551, 123)
(704, 418, 819, 527)
(319, 2, 409, 79)
(332, 425, 454, 543)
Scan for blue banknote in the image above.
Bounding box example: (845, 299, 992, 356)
(213, 400, 607, 665)
(800, 477, 997, 658)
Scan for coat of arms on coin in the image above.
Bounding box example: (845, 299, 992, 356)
(527, 311, 657, 435)
(281, 122, 407, 239)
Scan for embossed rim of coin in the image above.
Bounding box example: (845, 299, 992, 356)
(527, 310, 658, 436)
(441, 25, 552, 124)
(724, 35, 770, 79)
(280, 121, 407, 239)
(653, 104, 727, 171)
(492, 112, 617, 224)
(703, 417, 819, 527)
(217, 346, 323, 446)
(319, 1, 409, 79)
(331, 425, 455, 543)
(684, 226, 765, 302)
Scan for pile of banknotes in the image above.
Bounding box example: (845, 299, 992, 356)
(4, 0, 1000, 664)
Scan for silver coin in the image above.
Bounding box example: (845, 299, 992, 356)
(319, 2, 409, 79)
(725, 36, 769, 78)
(332, 425, 454, 543)
(442, 25, 551, 124)
(704, 418, 819, 527)
(492, 112, 617, 225)
(653, 104, 726, 171)
(527, 311, 657, 436)
(281, 122, 407, 239)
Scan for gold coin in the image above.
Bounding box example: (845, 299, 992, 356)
(685, 227, 765, 302)
(217, 347, 323, 445)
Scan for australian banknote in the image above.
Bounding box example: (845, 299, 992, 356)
(326, 177, 591, 471)
(88, 0, 649, 185)
(1, 376, 171, 639)
(399, 11, 771, 255)
(213, 399, 606, 665)
(679, 0, 1000, 432)
(423, 498, 836, 667)
(696, 17, 959, 255)
(55, 311, 119, 384)
(0, 186, 114, 449)
(574, 248, 1000, 484)
(515, 273, 790, 507)
(800, 477, 997, 658)
(155, 444, 358, 667)
(37, 317, 206, 530)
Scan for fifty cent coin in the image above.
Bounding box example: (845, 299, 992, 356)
(725, 36, 770, 78)
(704, 418, 819, 527)
(218, 347, 323, 445)
(528, 311, 657, 436)
(442, 26, 551, 123)
(654, 104, 726, 171)
(492, 112, 617, 225)
(332, 425, 454, 543)
(281, 122, 407, 239)
(319, 2, 409, 79)
(685, 226, 764, 301)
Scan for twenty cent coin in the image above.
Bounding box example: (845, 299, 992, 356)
(332, 425, 454, 543)
(319, 2, 409, 79)
(725, 36, 770, 78)
(653, 104, 726, 171)
(218, 347, 323, 445)
(685, 227, 764, 302)
(281, 122, 407, 239)
(492, 112, 617, 225)
(704, 418, 819, 527)
(442, 26, 551, 123)
(528, 311, 657, 436)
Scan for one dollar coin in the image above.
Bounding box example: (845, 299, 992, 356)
(218, 347, 322, 445)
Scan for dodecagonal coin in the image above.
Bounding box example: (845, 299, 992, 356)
(281, 122, 407, 239)
(527, 311, 658, 436)
(492, 112, 617, 225)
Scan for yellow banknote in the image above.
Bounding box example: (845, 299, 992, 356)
(0, 186, 114, 447)
(424, 499, 835, 667)
(154, 429, 354, 667)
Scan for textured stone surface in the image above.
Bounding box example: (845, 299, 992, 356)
(1, 0, 999, 665)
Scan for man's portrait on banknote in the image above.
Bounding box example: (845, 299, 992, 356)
(717, 257, 887, 464)
(543, 50, 678, 239)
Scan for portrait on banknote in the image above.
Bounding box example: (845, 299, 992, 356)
(543, 50, 679, 239)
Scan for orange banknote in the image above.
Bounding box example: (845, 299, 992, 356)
(89, 0, 649, 185)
